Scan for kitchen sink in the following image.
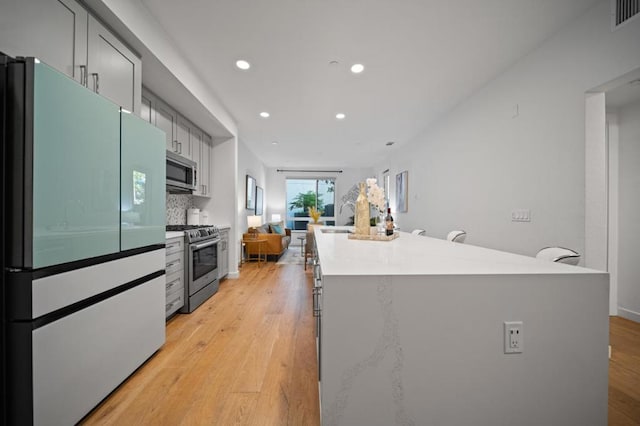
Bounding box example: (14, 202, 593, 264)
(321, 228, 353, 234)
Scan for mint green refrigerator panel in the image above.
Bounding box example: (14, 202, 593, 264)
(121, 111, 166, 250)
(33, 62, 120, 268)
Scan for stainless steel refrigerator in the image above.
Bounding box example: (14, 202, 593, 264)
(1, 54, 167, 425)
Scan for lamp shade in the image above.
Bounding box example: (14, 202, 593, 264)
(247, 215, 262, 228)
(271, 214, 281, 222)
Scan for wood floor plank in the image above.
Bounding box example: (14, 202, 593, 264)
(609, 316, 640, 426)
(81, 257, 639, 426)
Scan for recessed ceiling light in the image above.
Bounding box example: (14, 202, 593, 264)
(351, 63, 364, 74)
(335, 113, 346, 120)
(386, 141, 395, 146)
(235, 60, 251, 70)
(272, 141, 278, 145)
(260, 112, 270, 118)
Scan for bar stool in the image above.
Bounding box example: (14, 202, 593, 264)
(447, 230, 466, 243)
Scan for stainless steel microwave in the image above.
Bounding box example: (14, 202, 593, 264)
(166, 150, 197, 193)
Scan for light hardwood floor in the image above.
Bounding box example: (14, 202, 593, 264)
(609, 316, 640, 425)
(82, 260, 320, 425)
(82, 259, 640, 425)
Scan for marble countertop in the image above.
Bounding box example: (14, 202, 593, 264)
(313, 226, 604, 277)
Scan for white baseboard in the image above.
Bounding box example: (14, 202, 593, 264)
(618, 307, 640, 323)
(226, 271, 240, 279)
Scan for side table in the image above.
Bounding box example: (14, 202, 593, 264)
(243, 237, 267, 266)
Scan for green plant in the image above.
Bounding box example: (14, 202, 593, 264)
(288, 191, 323, 212)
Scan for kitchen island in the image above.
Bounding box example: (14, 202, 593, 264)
(312, 227, 609, 426)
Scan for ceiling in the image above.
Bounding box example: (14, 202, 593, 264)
(139, 0, 599, 168)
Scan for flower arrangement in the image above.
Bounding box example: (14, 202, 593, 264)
(366, 178, 386, 213)
(308, 206, 322, 223)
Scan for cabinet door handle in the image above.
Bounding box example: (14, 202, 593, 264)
(166, 279, 180, 290)
(173, 140, 178, 152)
(91, 73, 100, 93)
(79, 65, 87, 86)
(166, 261, 180, 269)
(178, 142, 182, 154)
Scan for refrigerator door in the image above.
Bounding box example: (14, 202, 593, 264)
(32, 61, 120, 268)
(120, 110, 166, 250)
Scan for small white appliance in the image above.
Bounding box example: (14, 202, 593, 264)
(199, 210, 210, 225)
(187, 208, 200, 225)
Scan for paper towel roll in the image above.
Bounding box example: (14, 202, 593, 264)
(187, 208, 200, 225)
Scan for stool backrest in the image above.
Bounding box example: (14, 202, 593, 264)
(536, 247, 580, 265)
(447, 230, 466, 243)
(411, 229, 426, 236)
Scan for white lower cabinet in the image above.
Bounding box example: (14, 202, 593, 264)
(32, 276, 165, 426)
(166, 236, 185, 318)
(219, 228, 230, 279)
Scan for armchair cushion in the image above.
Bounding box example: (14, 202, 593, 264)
(270, 222, 285, 235)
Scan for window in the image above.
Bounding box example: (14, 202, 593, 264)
(286, 178, 336, 230)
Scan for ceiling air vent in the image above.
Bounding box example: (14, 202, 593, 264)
(612, 0, 640, 30)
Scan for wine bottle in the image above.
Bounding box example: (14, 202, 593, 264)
(385, 207, 394, 236)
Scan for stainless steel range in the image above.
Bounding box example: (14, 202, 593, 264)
(166, 225, 220, 313)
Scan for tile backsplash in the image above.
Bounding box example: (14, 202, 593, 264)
(166, 193, 194, 225)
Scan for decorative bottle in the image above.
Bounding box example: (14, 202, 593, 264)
(385, 207, 394, 236)
(355, 182, 370, 235)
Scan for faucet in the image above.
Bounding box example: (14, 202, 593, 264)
(339, 200, 355, 214)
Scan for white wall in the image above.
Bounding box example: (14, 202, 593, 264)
(375, 0, 640, 258)
(617, 99, 640, 322)
(265, 167, 375, 229)
(238, 140, 267, 232)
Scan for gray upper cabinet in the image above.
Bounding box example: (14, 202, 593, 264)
(176, 115, 193, 160)
(191, 127, 203, 195)
(142, 87, 212, 196)
(199, 134, 212, 198)
(141, 92, 154, 124)
(0, 0, 88, 85)
(88, 16, 142, 115)
(155, 97, 178, 152)
(1, 0, 141, 114)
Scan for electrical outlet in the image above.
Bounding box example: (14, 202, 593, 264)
(504, 321, 523, 354)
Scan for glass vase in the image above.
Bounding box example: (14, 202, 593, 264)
(377, 212, 386, 235)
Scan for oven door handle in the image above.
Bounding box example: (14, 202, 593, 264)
(191, 239, 220, 250)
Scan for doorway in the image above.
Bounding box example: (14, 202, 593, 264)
(586, 68, 640, 320)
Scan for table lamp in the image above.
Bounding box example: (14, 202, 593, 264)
(271, 214, 281, 222)
(247, 215, 262, 238)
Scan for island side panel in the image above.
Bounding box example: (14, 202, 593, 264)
(320, 273, 609, 426)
